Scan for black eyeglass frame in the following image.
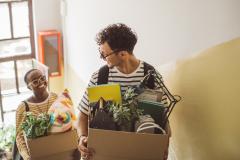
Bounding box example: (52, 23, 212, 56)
(99, 49, 121, 60)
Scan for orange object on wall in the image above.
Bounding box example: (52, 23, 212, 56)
(38, 30, 62, 77)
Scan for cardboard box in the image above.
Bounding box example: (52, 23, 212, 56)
(88, 124, 170, 160)
(24, 129, 79, 160)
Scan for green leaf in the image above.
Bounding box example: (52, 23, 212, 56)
(21, 112, 51, 139)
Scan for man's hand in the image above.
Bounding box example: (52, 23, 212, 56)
(78, 135, 93, 160)
(78, 111, 94, 159)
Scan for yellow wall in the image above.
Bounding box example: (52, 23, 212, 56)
(168, 38, 240, 159)
(64, 65, 86, 112)
(48, 65, 64, 94)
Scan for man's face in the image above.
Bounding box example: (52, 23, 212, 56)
(99, 42, 121, 68)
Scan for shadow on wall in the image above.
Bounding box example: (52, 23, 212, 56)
(65, 65, 87, 112)
(169, 38, 240, 160)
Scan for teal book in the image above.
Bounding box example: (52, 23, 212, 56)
(137, 100, 167, 127)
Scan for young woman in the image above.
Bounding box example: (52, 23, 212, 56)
(15, 69, 57, 160)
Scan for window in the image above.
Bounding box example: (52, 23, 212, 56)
(0, 0, 35, 62)
(0, 0, 35, 124)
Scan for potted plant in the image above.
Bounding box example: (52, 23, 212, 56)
(108, 87, 143, 131)
(21, 112, 52, 139)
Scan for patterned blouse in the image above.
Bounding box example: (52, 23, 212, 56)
(16, 92, 57, 160)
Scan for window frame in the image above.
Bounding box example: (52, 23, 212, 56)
(0, 0, 35, 63)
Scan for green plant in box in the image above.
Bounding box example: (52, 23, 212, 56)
(21, 112, 52, 139)
(108, 87, 143, 131)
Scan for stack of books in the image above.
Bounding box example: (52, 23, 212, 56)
(137, 100, 167, 129)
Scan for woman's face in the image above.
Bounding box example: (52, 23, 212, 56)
(26, 70, 48, 94)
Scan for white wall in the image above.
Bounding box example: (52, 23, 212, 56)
(32, 0, 64, 94)
(32, 0, 62, 57)
(63, 0, 240, 103)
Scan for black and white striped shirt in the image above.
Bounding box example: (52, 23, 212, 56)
(78, 61, 167, 115)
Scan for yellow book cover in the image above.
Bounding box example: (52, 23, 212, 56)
(87, 83, 122, 104)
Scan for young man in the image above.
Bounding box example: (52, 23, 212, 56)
(78, 23, 167, 160)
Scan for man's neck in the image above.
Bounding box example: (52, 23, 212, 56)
(117, 55, 140, 74)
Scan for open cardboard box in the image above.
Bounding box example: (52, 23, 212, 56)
(88, 123, 170, 160)
(24, 129, 79, 160)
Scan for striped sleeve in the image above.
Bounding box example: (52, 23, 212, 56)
(78, 71, 98, 115)
(16, 103, 31, 160)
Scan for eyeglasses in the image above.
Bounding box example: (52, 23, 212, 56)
(99, 50, 119, 60)
(28, 75, 46, 87)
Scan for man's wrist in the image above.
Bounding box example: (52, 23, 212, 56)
(80, 135, 87, 138)
(79, 135, 87, 142)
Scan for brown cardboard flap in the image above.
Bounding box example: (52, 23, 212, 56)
(25, 129, 78, 158)
(88, 125, 170, 160)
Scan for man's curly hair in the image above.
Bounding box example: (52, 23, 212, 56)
(96, 23, 137, 53)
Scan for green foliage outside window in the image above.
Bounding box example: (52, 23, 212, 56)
(0, 125, 15, 152)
